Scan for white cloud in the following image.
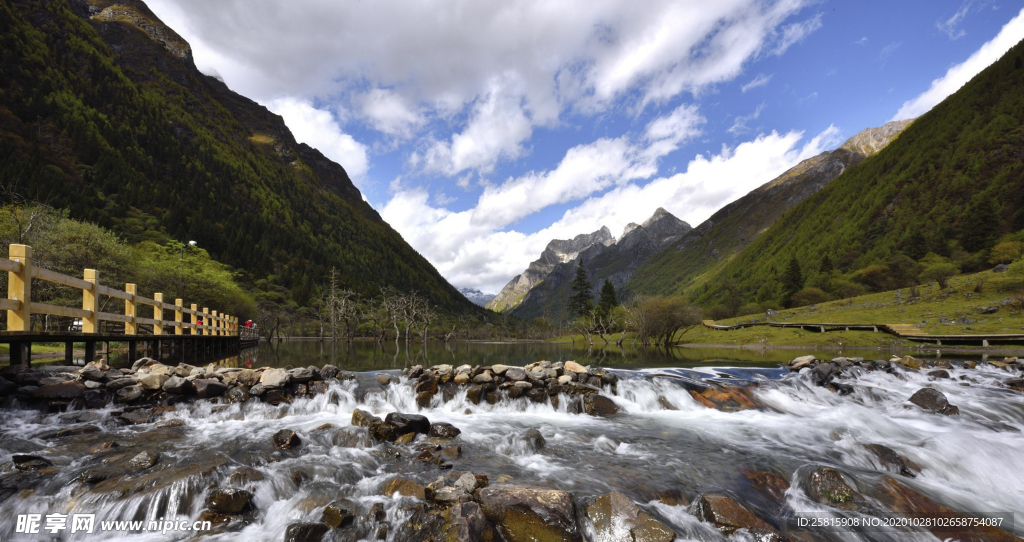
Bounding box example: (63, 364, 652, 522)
(741, 73, 773, 93)
(893, 7, 1024, 121)
(147, 0, 818, 175)
(938, 2, 971, 40)
(382, 125, 840, 293)
(265, 98, 370, 184)
(728, 102, 766, 136)
(357, 89, 426, 139)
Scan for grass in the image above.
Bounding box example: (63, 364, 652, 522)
(692, 269, 1024, 348)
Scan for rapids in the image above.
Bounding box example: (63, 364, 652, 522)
(1, 361, 1022, 541)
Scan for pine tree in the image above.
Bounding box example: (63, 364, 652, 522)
(819, 255, 833, 273)
(781, 257, 803, 306)
(597, 279, 618, 319)
(568, 260, 593, 318)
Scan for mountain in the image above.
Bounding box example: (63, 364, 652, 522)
(0, 0, 475, 312)
(486, 227, 615, 312)
(690, 38, 1024, 310)
(626, 120, 912, 301)
(491, 208, 691, 321)
(458, 288, 496, 307)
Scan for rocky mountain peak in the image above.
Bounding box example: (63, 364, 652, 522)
(838, 119, 914, 156)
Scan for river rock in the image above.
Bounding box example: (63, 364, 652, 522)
(225, 386, 250, 403)
(872, 477, 1018, 542)
(429, 422, 461, 438)
(352, 409, 379, 428)
(386, 413, 431, 435)
(473, 371, 493, 384)
(13, 455, 53, 471)
(454, 372, 470, 385)
(522, 428, 546, 451)
(441, 502, 498, 542)
(206, 488, 254, 514)
(908, 388, 959, 415)
(193, 379, 227, 399)
(273, 429, 301, 449)
(804, 467, 861, 507)
(864, 444, 921, 477)
(115, 384, 145, 403)
(131, 357, 160, 371)
(260, 368, 291, 389)
(138, 373, 169, 391)
(228, 467, 264, 487)
(382, 477, 425, 499)
(289, 367, 317, 383)
(586, 490, 675, 542)
(478, 486, 582, 542)
(466, 385, 484, 404)
(695, 494, 784, 541)
(583, 395, 619, 417)
(105, 376, 139, 391)
(284, 522, 330, 542)
(0, 378, 17, 396)
(742, 470, 790, 502)
(369, 419, 399, 443)
(789, 355, 815, 369)
(127, 451, 159, 471)
(505, 368, 527, 381)
(322, 499, 357, 529)
(32, 381, 86, 400)
(162, 376, 191, 395)
(811, 363, 834, 386)
(1006, 378, 1024, 392)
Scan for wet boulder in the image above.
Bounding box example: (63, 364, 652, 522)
(811, 363, 834, 386)
(138, 373, 170, 391)
(908, 388, 959, 415)
(742, 470, 790, 502)
(441, 501, 499, 542)
(368, 419, 399, 443)
(115, 384, 145, 403)
(429, 422, 461, 439)
(228, 467, 264, 487)
(193, 379, 227, 399)
(871, 477, 1018, 542)
(332, 427, 374, 449)
(162, 376, 192, 395)
(351, 408, 379, 428)
(206, 488, 254, 514)
(789, 355, 815, 369)
(127, 451, 159, 471)
(804, 467, 861, 508)
(33, 380, 86, 400)
(522, 428, 546, 452)
(582, 395, 619, 417)
(284, 522, 330, 542)
(273, 429, 301, 449)
(1003, 378, 1024, 392)
(13, 455, 53, 472)
(695, 494, 784, 541)
(864, 444, 920, 477)
(322, 499, 357, 529)
(477, 486, 582, 542)
(225, 386, 251, 403)
(386, 413, 431, 435)
(289, 367, 317, 384)
(0, 377, 17, 396)
(381, 477, 426, 499)
(586, 490, 675, 542)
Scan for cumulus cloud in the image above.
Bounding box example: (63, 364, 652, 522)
(265, 98, 370, 184)
(382, 125, 840, 293)
(147, 0, 818, 176)
(741, 73, 773, 93)
(893, 7, 1024, 121)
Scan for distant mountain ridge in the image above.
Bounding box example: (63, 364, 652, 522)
(458, 288, 496, 307)
(488, 208, 692, 320)
(626, 119, 913, 300)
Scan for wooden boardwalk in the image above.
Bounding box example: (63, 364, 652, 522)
(702, 319, 1024, 347)
(1, 244, 259, 367)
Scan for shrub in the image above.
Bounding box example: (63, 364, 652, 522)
(790, 287, 830, 307)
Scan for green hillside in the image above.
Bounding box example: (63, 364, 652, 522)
(692, 38, 1024, 312)
(0, 0, 475, 312)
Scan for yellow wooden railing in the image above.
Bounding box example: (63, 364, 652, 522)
(2, 244, 238, 337)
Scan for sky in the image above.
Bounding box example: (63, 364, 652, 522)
(145, 0, 1024, 294)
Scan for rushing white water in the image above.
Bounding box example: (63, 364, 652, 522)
(1, 361, 1022, 541)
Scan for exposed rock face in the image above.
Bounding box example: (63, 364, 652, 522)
(627, 120, 912, 299)
(586, 490, 675, 542)
(487, 226, 616, 313)
(459, 287, 496, 307)
(495, 209, 691, 320)
(477, 486, 582, 542)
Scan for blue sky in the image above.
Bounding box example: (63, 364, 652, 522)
(147, 0, 1024, 293)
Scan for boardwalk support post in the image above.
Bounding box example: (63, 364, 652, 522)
(7, 244, 31, 332)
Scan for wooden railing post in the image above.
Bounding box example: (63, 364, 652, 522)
(154, 293, 164, 335)
(202, 307, 209, 336)
(175, 299, 183, 335)
(7, 244, 31, 331)
(191, 304, 198, 335)
(82, 269, 99, 333)
(125, 284, 137, 335)
(212, 310, 219, 337)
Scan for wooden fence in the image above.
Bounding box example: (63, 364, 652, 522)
(2, 244, 238, 337)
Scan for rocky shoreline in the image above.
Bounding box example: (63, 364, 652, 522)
(2, 355, 1023, 541)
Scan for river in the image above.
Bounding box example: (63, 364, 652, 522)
(3, 343, 1022, 541)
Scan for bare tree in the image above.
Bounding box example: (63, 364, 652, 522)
(420, 303, 438, 344)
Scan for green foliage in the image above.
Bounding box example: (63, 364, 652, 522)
(1008, 257, 1024, 278)
(687, 38, 1024, 309)
(790, 287, 830, 307)
(919, 262, 960, 289)
(990, 241, 1022, 264)
(597, 279, 617, 319)
(0, 0, 474, 316)
(781, 257, 803, 306)
(568, 260, 593, 318)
